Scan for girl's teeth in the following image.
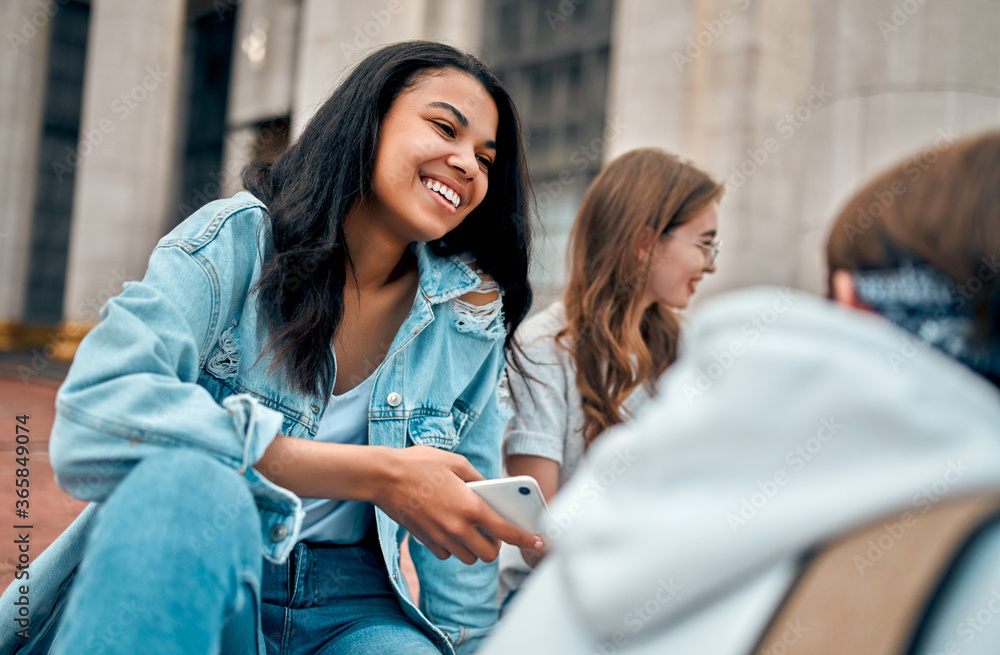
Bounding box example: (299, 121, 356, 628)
(424, 179, 460, 207)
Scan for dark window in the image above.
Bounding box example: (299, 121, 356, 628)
(483, 0, 614, 178)
(531, 68, 553, 113)
(25, 1, 90, 325)
(500, 3, 521, 51)
(175, 8, 236, 224)
(530, 126, 551, 153)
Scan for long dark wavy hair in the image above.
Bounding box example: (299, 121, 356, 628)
(244, 41, 534, 396)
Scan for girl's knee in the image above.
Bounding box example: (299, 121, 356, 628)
(100, 450, 260, 553)
(123, 450, 250, 505)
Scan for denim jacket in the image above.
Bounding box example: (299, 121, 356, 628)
(0, 192, 510, 654)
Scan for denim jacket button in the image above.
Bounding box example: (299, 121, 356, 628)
(310, 404, 320, 414)
(387, 392, 402, 407)
(269, 524, 288, 542)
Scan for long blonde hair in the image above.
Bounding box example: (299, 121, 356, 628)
(558, 148, 723, 446)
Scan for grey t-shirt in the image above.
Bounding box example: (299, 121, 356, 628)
(500, 300, 654, 601)
(503, 301, 653, 483)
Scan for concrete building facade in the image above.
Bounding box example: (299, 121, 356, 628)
(2, 0, 999, 363)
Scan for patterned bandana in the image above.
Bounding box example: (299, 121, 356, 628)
(850, 262, 1000, 382)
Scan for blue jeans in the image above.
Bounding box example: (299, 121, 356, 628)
(261, 540, 444, 655)
(44, 450, 443, 654)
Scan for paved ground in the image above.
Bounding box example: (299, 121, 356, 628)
(0, 352, 420, 600)
(0, 356, 87, 590)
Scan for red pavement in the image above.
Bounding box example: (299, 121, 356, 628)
(0, 358, 420, 601)
(0, 374, 88, 590)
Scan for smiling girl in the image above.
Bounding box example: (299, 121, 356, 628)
(499, 148, 723, 601)
(3, 41, 542, 655)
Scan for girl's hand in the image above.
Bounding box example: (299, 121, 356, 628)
(373, 445, 544, 565)
(520, 542, 547, 568)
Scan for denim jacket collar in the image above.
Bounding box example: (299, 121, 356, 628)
(413, 241, 484, 303)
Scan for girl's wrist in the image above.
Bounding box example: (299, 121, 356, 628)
(363, 445, 401, 505)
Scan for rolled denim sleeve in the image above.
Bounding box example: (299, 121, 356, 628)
(50, 224, 283, 503)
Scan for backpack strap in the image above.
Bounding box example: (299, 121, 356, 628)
(752, 493, 1000, 654)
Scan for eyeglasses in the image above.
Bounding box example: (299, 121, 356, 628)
(665, 231, 721, 268)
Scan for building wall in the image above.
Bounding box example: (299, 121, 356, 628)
(23, 2, 90, 326)
(0, 0, 53, 345)
(607, 0, 1000, 305)
(3, 0, 1000, 355)
(62, 0, 187, 327)
(482, 0, 616, 308)
(293, 0, 485, 138)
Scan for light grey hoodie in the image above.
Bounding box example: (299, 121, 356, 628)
(483, 286, 1000, 654)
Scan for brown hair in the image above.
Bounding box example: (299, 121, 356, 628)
(558, 148, 724, 446)
(826, 130, 1000, 341)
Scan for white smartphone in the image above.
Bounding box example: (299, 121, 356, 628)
(467, 475, 552, 535)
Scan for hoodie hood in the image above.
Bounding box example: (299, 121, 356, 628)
(548, 286, 1000, 640)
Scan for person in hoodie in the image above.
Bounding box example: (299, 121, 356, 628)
(481, 130, 1000, 655)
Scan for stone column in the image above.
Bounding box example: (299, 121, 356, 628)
(293, 0, 429, 138)
(61, 0, 186, 330)
(0, 0, 52, 345)
(607, 0, 1000, 298)
(423, 0, 485, 54)
(604, 0, 692, 160)
(220, 0, 300, 197)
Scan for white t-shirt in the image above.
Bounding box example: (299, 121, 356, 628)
(297, 360, 380, 544)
